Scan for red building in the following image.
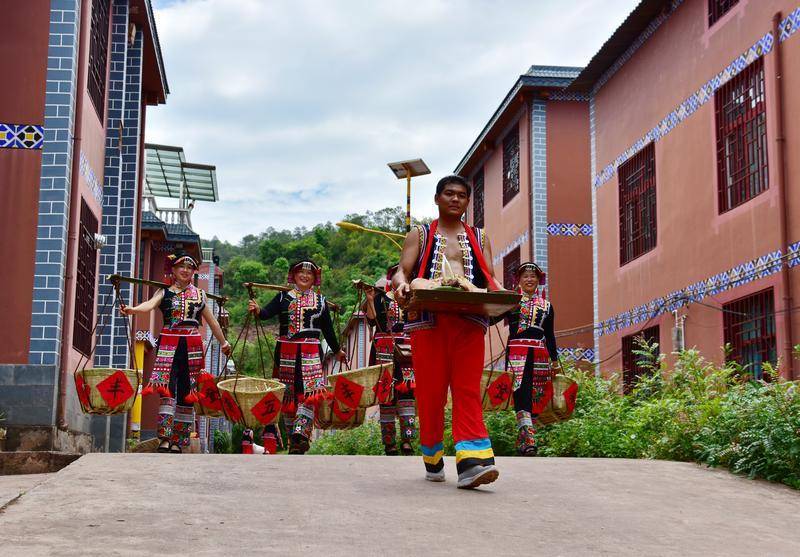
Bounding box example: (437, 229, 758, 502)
(0, 0, 168, 451)
(456, 66, 594, 366)
(567, 0, 800, 385)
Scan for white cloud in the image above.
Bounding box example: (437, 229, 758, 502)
(148, 0, 639, 242)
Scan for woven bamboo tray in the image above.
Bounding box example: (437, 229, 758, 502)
(74, 367, 141, 415)
(217, 377, 285, 428)
(406, 288, 520, 317)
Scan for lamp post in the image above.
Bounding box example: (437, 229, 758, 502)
(336, 221, 405, 249)
(387, 158, 430, 232)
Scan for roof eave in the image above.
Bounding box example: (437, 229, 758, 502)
(455, 74, 577, 175)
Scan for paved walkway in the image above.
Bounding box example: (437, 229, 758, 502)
(1, 454, 798, 556)
(0, 473, 53, 509)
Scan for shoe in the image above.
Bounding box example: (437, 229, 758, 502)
(157, 441, 170, 453)
(457, 465, 499, 489)
(425, 470, 445, 482)
(169, 443, 182, 454)
(384, 445, 400, 456)
(399, 442, 414, 456)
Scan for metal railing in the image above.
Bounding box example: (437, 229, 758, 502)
(144, 196, 193, 228)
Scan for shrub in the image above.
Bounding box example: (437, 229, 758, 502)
(303, 346, 800, 489)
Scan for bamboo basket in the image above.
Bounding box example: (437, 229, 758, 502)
(326, 364, 389, 409)
(314, 400, 367, 430)
(479, 369, 515, 412)
(193, 372, 225, 418)
(74, 367, 141, 415)
(217, 377, 285, 429)
(536, 375, 579, 426)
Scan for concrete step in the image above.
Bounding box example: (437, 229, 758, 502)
(0, 454, 798, 556)
(0, 451, 80, 475)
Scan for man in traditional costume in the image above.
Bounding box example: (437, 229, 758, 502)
(504, 262, 558, 455)
(121, 251, 231, 453)
(248, 260, 347, 454)
(364, 265, 416, 455)
(393, 175, 502, 489)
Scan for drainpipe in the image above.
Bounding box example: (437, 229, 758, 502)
(771, 13, 794, 379)
(57, 0, 90, 430)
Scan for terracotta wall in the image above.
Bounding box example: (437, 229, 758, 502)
(0, 3, 50, 362)
(593, 0, 800, 375)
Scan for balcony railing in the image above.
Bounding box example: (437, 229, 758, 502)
(202, 248, 214, 262)
(144, 196, 193, 229)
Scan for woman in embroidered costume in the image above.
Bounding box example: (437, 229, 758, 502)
(394, 175, 503, 489)
(248, 260, 347, 455)
(504, 262, 558, 455)
(120, 251, 231, 453)
(364, 265, 416, 455)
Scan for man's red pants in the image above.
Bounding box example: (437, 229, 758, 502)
(410, 313, 495, 475)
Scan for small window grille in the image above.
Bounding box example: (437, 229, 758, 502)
(502, 124, 520, 206)
(618, 142, 657, 265)
(621, 325, 660, 394)
(73, 200, 99, 356)
(723, 288, 776, 380)
(472, 167, 485, 228)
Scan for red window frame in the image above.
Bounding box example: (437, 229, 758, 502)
(723, 288, 776, 380)
(714, 57, 768, 213)
(621, 325, 660, 394)
(708, 0, 740, 27)
(472, 167, 485, 229)
(73, 200, 99, 357)
(87, 0, 111, 121)
(502, 124, 520, 206)
(618, 142, 657, 265)
(502, 246, 520, 291)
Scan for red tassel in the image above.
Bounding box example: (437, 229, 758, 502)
(184, 391, 199, 404)
(157, 386, 172, 397)
(283, 400, 297, 414)
(141, 385, 154, 396)
(297, 394, 306, 404)
(396, 382, 408, 394)
(409, 380, 416, 391)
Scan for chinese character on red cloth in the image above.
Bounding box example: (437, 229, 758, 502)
(563, 382, 578, 415)
(75, 373, 90, 408)
(221, 391, 242, 422)
(251, 392, 281, 425)
(197, 375, 222, 412)
(332, 400, 356, 422)
(333, 376, 364, 410)
(373, 368, 394, 405)
(531, 382, 554, 415)
(486, 374, 512, 407)
(96, 370, 134, 408)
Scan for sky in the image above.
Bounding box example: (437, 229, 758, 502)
(147, 0, 640, 243)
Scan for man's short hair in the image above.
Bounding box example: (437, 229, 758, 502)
(435, 174, 471, 197)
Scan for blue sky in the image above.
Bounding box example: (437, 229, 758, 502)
(147, 0, 640, 242)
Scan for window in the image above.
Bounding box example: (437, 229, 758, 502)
(73, 200, 99, 356)
(472, 167, 485, 228)
(723, 288, 776, 379)
(715, 57, 768, 213)
(502, 124, 520, 206)
(708, 0, 740, 27)
(502, 246, 520, 290)
(621, 325, 660, 394)
(618, 142, 657, 265)
(87, 0, 111, 120)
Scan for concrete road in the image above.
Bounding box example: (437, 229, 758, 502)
(0, 454, 798, 556)
(0, 473, 53, 509)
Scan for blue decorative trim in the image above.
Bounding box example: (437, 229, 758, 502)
(492, 231, 528, 267)
(79, 151, 103, 205)
(596, 247, 790, 337)
(550, 92, 589, 102)
(547, 223, 593, 236)
(593, 28, 776, 189)
(779, 7, 800, 42)
(558, 347, 596, 362)
(0, 123, 44, 149)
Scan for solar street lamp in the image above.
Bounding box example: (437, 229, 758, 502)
(387, 158, 430, 232)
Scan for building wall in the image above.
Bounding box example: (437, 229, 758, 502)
(544, 100, 594, 358)
(591, 0, 800, 376)
(0, 2, 50, 363)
